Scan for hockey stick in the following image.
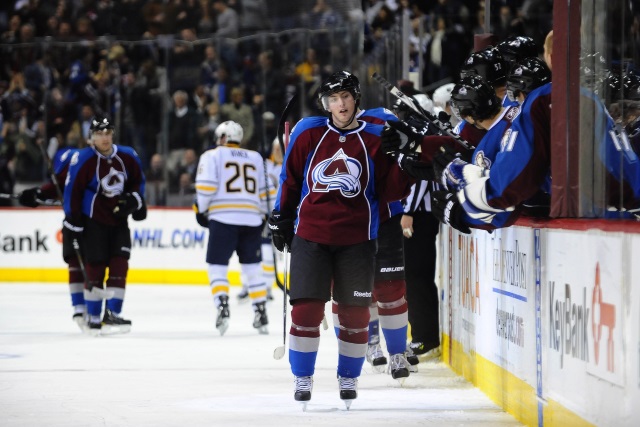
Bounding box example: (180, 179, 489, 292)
(37, 143, 113, 299)
(263, 159, 285, 291)
(276, 91, 297, 161)
(371, 72, 475, 151)
(1, 192, 62, 206)
(273, 244, 289, 360)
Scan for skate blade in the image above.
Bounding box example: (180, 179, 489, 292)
(343, 399, 353, 410)
(73, 316, 88, 332)
(395, 377, 407, 386)
(83, 328, 101, 337)
(300, 401, 308, 412)
(217, 319, 229, 336)
(370, 364, 387, 373)
(408, 365, 419, 373)
(255, 324, 268, 335)
(237, 296, 250, 305)
(101, 324, 131, 335)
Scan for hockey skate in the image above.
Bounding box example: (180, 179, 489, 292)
(84, 316, 102, 337)
(293, 375, 313, 411)
(101, 309, 132, 335)
(216, 295, 230, 336)
(338, 376, 358, 410)
(252, 302, 268, 334)
(236, 287, 250, 304)
(72, 311, 88, 332)
(409, 341, 441, 362)
(365, 340, 387, 373)
(405, 344, 419, 373)
(388, 353, 410, 384)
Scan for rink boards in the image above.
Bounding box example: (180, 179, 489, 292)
(3, 208, 640, 426)
(0, 207, 241, 285)
(439, 218, 640, 427)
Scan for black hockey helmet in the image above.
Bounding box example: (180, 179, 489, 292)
(496, 36, 538, 65)
(317, 71, 361, 111)
(506, 57, 552, 102)
(90, 116, 114, 135)
(460, 47, 508, 87)
(621, 73, 640, 100)
(451, 75, 501, 122)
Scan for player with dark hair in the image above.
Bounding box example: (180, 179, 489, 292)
(63, 117, 146, 335)
(268, 71, 412, 409)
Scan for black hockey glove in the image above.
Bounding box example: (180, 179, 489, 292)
(381, 120, 423, 158)
(132, 201, 147, 221)
(113, 192, 142, 218)
(192, 200, 209, 228)
(18, 187, 43, 208)
(398, 152, 435, 181)
(268, 210, 294, 252)
(432, 144, 475, 188)
(63, 217, 85, 253)
(431, 190, 471, 234)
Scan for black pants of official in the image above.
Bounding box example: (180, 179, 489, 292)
(403, 211, 440, 347)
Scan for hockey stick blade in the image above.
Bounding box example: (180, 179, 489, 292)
(371, 72, 474, 151)
(273, 345, 285, 360)
(0, 193, 19, 199)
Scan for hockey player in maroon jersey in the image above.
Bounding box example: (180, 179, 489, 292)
(268, 71, 413, 409)
(63, 117, 146, 335)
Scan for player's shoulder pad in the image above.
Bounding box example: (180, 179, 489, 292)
(115, 144, 140, 158)
(362, 122, 385, 136)
(361, 107, 398, 123)
(289, 116, 328, 143)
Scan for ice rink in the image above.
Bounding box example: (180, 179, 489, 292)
(0, 283, 522, 426)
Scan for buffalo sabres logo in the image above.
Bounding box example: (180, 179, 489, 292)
(311, 149, 362, 198)
(101, 167, 126, 198)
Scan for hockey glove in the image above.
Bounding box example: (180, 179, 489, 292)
(192, 200, 209, 228)
(63, 217, 85, 253)
(132, 201, 147, 221)
(18, 187, 43, 208)
(431, 191, 471, 234)
(381, 120, 424, 158)
(433, 146, 486, 191)
(268, 210, 294, 252)
(113, 192, 142, 218)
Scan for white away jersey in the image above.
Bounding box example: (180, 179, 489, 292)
(196, 145, 275, 226)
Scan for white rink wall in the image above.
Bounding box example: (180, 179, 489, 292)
(439, 219, 640, 426)
(0, 207, 239, 284)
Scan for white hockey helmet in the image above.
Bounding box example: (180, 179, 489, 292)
(413, 93, 434, 115)
(214, 120, 244, 144)
(432, 83, 455, 111)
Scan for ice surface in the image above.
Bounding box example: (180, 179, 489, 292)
(0, 283, 522, 426)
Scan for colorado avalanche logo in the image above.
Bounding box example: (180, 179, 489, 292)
(101, 167, 125, 198)
(311, 149, 362, 198)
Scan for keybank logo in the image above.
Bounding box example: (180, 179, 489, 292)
(1, 230, 49, 252)
(592, 263, 616, 372)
